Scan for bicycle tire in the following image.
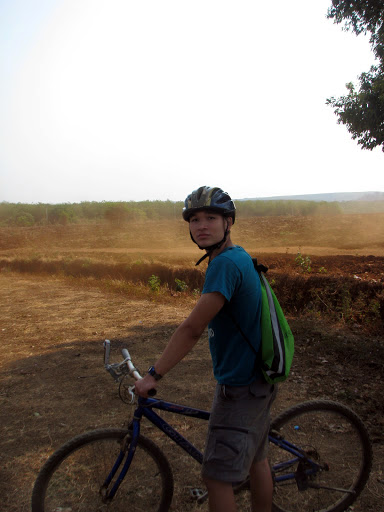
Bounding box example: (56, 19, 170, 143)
(31, 428, 174, 512)
(269, 400, 372, 512)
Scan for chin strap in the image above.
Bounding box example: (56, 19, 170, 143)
(193, 230, 229, 266)
(194, 251, 211, 266)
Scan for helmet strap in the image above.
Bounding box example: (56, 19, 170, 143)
(193, 229, 229, 266)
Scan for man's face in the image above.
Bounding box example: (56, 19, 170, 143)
(189, 210, 231, 248)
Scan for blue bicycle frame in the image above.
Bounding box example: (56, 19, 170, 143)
(102, 396, 323, 501)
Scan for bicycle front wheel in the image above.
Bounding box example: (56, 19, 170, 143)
(270, 400, 372, 512)
(31, 428, 174, 512)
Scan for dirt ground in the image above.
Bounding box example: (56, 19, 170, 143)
(0, 271, 383, 511)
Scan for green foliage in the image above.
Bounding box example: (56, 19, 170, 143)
(0, 202, 47, 225)
(148, 274, 161, 292)
(326, 68, 384, 151)
(0, 200, 185, 226)
(78, 201, 105, 221)
(295, 252, 312, 273)
(104, 204, 130, 225)
(1, 196, 383, 227)
(327, 0, 384, 54)
(15, 211, 35, 227)
(327, 0, 384, 151)
(175, 278, 188, 292)
(49, 205, 76, 225)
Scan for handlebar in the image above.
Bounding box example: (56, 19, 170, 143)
(103, 340, 156, 398)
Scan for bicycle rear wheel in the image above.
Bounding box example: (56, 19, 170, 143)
(270, 400, 372, 512)
(31, 428, 174, 512)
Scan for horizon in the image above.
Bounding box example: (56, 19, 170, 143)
(1, 190, 383, 206)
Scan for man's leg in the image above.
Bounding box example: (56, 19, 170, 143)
(249, 457, 273, 512)
(203, 476, 237, 512)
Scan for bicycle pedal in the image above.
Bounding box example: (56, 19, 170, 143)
(190, 487, 208, 503)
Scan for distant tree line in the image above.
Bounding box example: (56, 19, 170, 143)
(0, 200, 182, 227)
(1, 198, 383, 227)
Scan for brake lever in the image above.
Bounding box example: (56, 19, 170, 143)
(128, 385, 136, 404)
(129, 384, 157, 401)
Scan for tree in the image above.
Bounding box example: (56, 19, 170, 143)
(104, 204, 130, 225)
(15, 211, 35, 227)
(326, 0, 384, 152)
(49, 205, 75, 225)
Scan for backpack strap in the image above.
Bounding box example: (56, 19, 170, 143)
(224, 256, 267, 361)
(225, 307, 260, 359)
(252, 257, 268, 274)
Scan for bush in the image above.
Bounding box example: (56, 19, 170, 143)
(15, 212, 35, 227)
(175, 278, 188, 292)
(295, 252, 312, 273)
(148, 274, 161, 292)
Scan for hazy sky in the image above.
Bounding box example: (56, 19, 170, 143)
(0, 0, 382, 204)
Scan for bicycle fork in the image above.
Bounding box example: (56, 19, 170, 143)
(99, 418, 141, 502)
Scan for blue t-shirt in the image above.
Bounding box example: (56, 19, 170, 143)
(202, 246, 262, 385)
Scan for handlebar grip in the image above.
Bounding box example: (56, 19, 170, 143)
(148, 389, 157, 397)
(104, 340, 111, 365)
(122, 348, 130, 360)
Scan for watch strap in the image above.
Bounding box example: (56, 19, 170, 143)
(148, 366, 162, 381)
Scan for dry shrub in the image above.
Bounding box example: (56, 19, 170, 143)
(0, 257, 205, 292)
(271, 273, 384, 332)
(1, 256, 383, 333)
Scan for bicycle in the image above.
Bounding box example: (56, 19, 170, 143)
(31, 340, 373, 512)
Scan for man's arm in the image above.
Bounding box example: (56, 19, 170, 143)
(134, 291, 225, 397)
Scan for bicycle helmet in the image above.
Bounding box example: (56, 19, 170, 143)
(182, 186, 236, 223)
(182, 186, 236, 265)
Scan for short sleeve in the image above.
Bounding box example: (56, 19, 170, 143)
(202, 255, 241, 302)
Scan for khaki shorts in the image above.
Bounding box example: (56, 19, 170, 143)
(201, 378, 277, 483)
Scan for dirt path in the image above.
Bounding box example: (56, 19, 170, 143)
(0, 273, 382, 511)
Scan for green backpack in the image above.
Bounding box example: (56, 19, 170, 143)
(228, 259, 294, 384)
(256, 260, 294, 383)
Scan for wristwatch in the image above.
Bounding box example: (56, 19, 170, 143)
(147, 366, 163, 381)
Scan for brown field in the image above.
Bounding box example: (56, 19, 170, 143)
(0, 214, 383, 511)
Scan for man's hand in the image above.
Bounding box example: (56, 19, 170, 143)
(134, 374, 158, 398)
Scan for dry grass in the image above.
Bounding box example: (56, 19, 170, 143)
(0, 272, 383, 512)
(1, 215, 384, 331)
(0, 215, 383, 510)
(1, 212, 384, 255)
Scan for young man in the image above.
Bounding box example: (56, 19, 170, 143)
(135, 186, 277, 512)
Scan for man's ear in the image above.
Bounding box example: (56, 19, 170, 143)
(225, 216, 233, 231)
